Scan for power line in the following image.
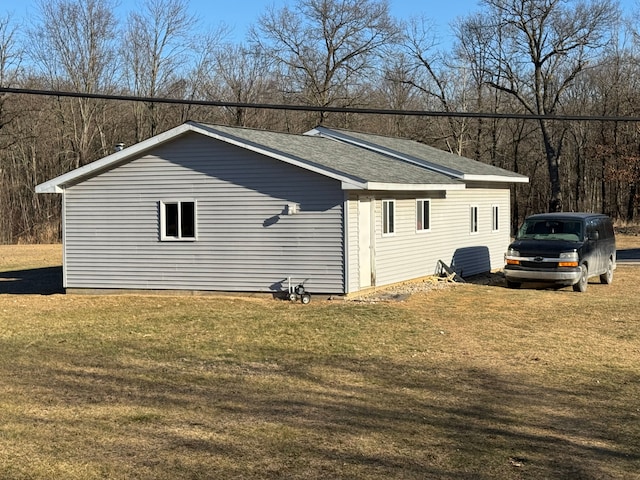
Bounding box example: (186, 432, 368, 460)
(2, 86, 640, 122)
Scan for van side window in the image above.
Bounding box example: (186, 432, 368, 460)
(586, 220, 598, 240)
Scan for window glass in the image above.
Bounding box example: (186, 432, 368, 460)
(383, 200, 395, 235)
(517, 219, 583, 241)
(165, 203, 179, 237)
(417, 199, 430, 231)
(181, 202, 195, 238)
(162, 200, 196, 240)
(492, 205, 499, 231)
(470, 206, 478, 233)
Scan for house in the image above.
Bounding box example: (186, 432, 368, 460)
(36, 121, 529, 295)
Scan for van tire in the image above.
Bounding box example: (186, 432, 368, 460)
(573, 264, 588, 292)
(600, 257, 614, 284)
(506, 280, 521, 289)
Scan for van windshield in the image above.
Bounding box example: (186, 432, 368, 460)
(516, 219, 583, 242)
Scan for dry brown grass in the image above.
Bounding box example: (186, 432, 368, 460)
(0, 242, 639, 479)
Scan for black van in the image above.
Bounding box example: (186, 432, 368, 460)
(504, 213, 616, 292)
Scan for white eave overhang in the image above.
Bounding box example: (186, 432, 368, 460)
(347, 182, 465, 191)
(463, 174, 530, 184)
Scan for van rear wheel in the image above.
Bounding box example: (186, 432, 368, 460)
(573, 264, 588, 292)
(600, 258, 614, 284)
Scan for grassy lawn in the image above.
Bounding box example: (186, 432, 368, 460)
(1, 242, 639, 479)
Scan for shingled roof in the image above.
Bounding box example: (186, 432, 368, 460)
(306, 125, 528, 182)
(36, 121, 528, 194)
(198, 123, 463, 189)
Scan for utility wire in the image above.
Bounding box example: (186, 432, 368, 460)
(2, 86, 640, 122)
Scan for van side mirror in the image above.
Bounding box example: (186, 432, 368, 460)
(589, 231, 599, 241)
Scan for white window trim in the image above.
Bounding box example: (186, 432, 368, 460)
(416, 198, 431, 233)
(160, 199, 198, 241)
(470, 205, 479, 235)
(382, 199, 396, 237)
(492, 205, 500, 232)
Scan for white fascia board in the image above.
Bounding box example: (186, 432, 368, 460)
(362, 182, 466, 191)
(36, 182, 65, 194)
(36, 123, 196, 193)
(341, 181, 365, 190)
(305, 127, 323, 136)
(463, 174, 530, 183)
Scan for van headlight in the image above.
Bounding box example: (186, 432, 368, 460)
(505, 248, 521, 265)
(558, 251, 579, 267)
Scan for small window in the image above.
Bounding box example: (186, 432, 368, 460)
(417, 199, 431, 232)
(470, 206, 479, 234)
(492, 205, 499, 232)
(382, 199, 395, 236)
(161, 200, 196, 240)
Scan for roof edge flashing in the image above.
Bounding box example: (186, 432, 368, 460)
(306, 126, 464, 179)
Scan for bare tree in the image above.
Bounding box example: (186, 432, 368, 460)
(453, 12, 506, 162)
(170, 27, 231, 124)
(208, 43, 277, 127)
(375, 54, 424, 137)
(250, 0, 400, 125)
(29, 0, 120, 167)
(391, 16, 472, 154)
(0, 13, 24, 242)
(463, 0, 619, 212)
(122, 0, 197, 139)
(0, 12, 22, 140)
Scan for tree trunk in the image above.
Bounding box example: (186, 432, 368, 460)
(540, 120, 563, 212)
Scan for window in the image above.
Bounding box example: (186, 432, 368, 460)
(470, 206, 479, 234)
(161, 200, 196, 240)
(417, 199, 431, 232)
(492, 205, 499, 232)
(382, 199, 395, 235)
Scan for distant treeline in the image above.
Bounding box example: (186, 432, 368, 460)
(1, 0, 639, 243)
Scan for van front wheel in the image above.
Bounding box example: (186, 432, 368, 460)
(600, 258, 614, 284)
(573, 265, 588, 292)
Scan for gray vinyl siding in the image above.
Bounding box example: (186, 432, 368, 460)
(345, 187, 511, 291)
(63, 133, 345, 293)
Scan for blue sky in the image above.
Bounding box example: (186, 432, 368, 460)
(159, 0, 640, 45)
(8, 0, 640, 46)
(194, 0, 481, 44)
(10, 0, 479, 40)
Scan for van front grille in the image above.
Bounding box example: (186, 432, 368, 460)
(520, 260, 559, 269)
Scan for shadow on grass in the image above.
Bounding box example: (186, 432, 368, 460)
(0, 266, 63, 294)
(6, 346, 639, 479)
